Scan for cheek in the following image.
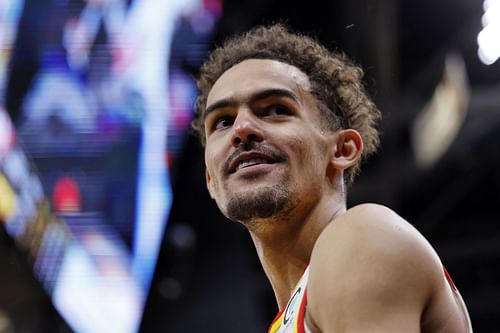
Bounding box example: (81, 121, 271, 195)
(204, 150, 216, 181)
(288, 134, 329, 177)
(205, 145, 225, 188)
(289, 133, 319, 160)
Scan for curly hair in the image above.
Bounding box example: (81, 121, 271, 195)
(192, 24, 381, 186)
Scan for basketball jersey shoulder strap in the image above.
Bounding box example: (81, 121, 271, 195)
(268, 266, 310, 333)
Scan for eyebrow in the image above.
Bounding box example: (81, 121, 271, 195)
(204, 88, 300, 120)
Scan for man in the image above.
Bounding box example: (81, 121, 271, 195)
(192, 24, 472, 332)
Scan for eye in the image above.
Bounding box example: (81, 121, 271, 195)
(213, 115, 234, 130)
(264, 104, 291, 116)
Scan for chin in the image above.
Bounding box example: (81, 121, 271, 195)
(223, 184, 292, 223)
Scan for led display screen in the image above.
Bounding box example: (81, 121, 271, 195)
(0, 1, 221, 332)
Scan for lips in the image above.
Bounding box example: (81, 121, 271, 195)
(228, 153, 276, 174)
(226, 148, 286, 175)
(236, 157, 273, 171)
(236, 157, 271, 171)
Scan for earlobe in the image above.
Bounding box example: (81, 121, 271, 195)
(331, 129, 363, 170)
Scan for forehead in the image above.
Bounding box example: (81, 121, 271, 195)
(206, 59, 312, 107)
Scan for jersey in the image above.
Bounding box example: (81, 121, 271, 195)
(268, 266, 311, 333)
(268, 266, 473, 333)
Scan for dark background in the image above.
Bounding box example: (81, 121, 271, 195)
(1, 0, 499, 332)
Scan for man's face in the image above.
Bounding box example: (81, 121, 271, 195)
(203, 59, 333, 224)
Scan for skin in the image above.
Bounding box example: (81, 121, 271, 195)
(203, 59, 471, 332)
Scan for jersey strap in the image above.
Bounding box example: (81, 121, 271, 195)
(268, 267, 310, 333)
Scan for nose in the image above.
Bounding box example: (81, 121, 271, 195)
(231, 110, 264, 146)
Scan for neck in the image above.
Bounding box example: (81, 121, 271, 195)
(247, 195, 345, 310)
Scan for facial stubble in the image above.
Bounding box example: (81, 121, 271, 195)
(222, 173, 296, 229)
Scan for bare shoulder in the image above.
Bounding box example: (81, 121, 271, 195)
(311, 203, 443, 270)
(306, 203, 446, 331)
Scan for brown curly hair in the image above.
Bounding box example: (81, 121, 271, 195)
(192, 24, 381, 186)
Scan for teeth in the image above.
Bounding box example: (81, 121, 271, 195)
(236, 158, 269, 171)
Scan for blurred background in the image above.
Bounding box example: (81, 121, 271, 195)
(0, 0, 499, 332)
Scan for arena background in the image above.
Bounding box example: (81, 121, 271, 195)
(0, 0, 499, 332)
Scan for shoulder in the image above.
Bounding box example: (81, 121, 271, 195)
(311, 203, 441, 263)
(311, 203, 441, 268)
(306, 203, 444, 331)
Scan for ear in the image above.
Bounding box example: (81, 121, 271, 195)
(205, 168, 215, 199)
(331, 129, 363, 170)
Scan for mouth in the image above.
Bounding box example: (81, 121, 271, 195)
(226, 150, 285, 175)
(235, 157, 275, 172)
